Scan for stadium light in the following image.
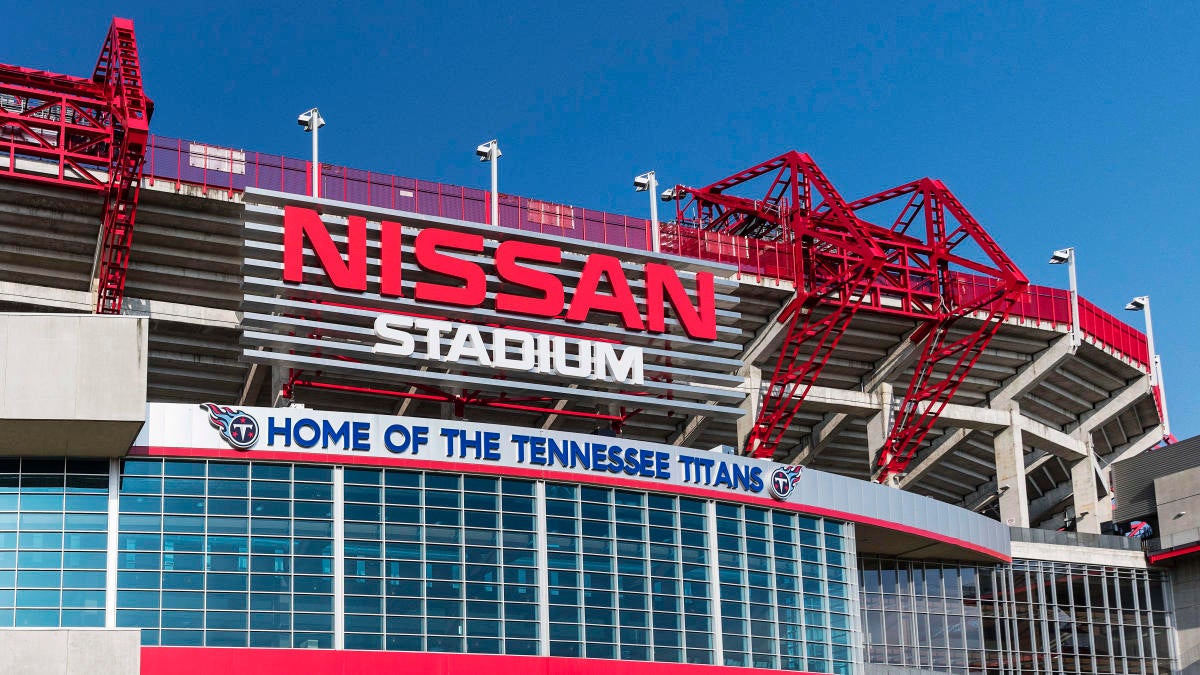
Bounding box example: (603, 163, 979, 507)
(660, 186, 683, 202)
(634, 171, 660, 253)
(297, 108, 325, 199)
(476, 140, 501, 227)
(1125, 295, 1171, 439)
(1048, 247, 1080, 350)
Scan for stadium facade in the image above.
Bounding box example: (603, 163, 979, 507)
(0, 17, 1195, 675)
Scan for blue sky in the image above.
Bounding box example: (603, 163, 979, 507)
(7, 2, 1198, 438)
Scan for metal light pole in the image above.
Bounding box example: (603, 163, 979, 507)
(1126, 295, 1171, 439)
(1156, 353, 1171, 440)
(1049, 247, 1080, 350)
(1126, 296, 1156, 384)
(476, 140, 501, 226)
(634, 171, 659, 252)
(297, 108, 326, 198)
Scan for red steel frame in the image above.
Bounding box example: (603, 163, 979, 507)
(0, 18, 150, 314)
(669, 154, 1028, 482)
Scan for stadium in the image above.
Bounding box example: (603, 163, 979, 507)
(0, 17, 1195, 675)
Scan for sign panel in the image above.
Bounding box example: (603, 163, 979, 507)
(170, 402, 779, 499)
(241, 189, 750, 418)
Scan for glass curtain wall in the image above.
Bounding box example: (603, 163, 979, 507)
(109, 458, 858, 672)
(860, 557, 1174, 675)
(0, 458, 109, 628)
(1008, 559, 1173, 675)
(116, 459, 336, 648)
(342, 469, 540, 654)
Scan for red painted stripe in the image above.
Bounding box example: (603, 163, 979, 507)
(128, 445, 1010, 562)
(140, 647, 824, 675)
(1148, 542, 1200, 564)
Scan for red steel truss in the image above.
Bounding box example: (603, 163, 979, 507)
(669, 154, 1028, 482)
(0, 18, 150, 314)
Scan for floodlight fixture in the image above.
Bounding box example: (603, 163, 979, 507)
(1049, 248, 1073, 265)
(1125, 294, 1170, 437)
(297, 107, 325, 198)
(476, 140, 501, 162)
(1125, 296, 1148, 311)
(634, 171, 659, 252)
(477, 140, 501, 226)
(1048, 247, 1080, 349)
(297, 107, 325, 131)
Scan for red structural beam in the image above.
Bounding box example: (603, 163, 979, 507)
(0, 71, 111, 189)
(0, 18, 150, 315)
(668, 154, 1028, 481)
(92, 18, 151, 315)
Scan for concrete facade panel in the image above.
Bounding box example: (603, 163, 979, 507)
(66, 629, 141, 675)
(2, 314, 80, 418)
(1173, 558, 1200, 675)
(0, 314, 147, 456)
(0, 629, 139, 675)
(1156, 467, 1200, 550)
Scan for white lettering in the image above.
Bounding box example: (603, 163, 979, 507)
(419, 318, 454, 359)
(551, 336, 593, 379)
(446, 324, 492, 366)
(492, 329, 535, 371)
(372, 317, 644, 385)
(372, 315, 415, 356)
(593, 342, 644, 385)
(535, 333, 554, 375)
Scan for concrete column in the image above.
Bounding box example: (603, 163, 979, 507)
(994, 402, 1030, 528)
(705, 500, 725, 664)
(270, 366, 291, 407)
(866, 382, 894, 473)
(1094, 476, 1114, 527)
(1170, 557, 1200, 674)
(1070, 442, 1101, 534)
(332, 465, 345, 650)
(735, 365, 762, 452)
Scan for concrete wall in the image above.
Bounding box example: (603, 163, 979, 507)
(1156, 467, 1200, 550)
(0, 314, 147, 456)
(1010, 540, 1148, 568)
(1173, 557, 1200, 675)
(0, 629, 139, 675)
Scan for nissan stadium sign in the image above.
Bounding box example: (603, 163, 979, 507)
(240, 190, 749, 418)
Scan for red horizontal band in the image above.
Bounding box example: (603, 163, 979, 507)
(1148, 542, 1200, 564)
(140, 647, 824, 675)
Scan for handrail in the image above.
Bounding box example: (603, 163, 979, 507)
(951, 273, 1149, 369)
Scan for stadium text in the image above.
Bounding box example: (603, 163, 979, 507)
(372, 315, 644, 385)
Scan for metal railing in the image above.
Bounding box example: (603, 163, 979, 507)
(144, 135, 652, 250)
(952, 273, 1150, 369)
(142, 134, 1149, 368)
(1009, 526, 1145, 552)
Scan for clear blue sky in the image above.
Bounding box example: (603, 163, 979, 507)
(7, 2, 1198, 439)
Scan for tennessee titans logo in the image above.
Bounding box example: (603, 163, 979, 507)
(768, 465, 803, 501)
(200, 403, 259, 450)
